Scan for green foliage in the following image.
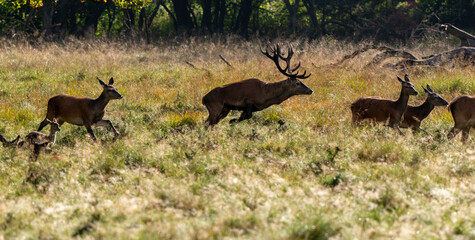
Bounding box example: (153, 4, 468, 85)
(0, 0, 473, 39)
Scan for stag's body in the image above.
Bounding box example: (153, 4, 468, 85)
(351, 75, 418, 134)
(203, 44, 313, 126)
(447, 95, 475, 143)
(37, 77, 123, 141)
(400, 85, 448, 130)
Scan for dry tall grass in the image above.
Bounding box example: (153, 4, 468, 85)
(0, 36, 473, 239)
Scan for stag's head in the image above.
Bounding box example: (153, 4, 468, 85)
(261, 44, 313, 95)
(98, 77, 123, 100)
(398, 74, 418, 96)
(424, 84, 448, 106)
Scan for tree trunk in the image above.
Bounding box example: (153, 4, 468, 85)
(80, 2, 106, 38)
(302, 0, 318, 38)
(123, 8, 135, 37)
(234, 0, 253, 38)
(214, 0, 226, 32)
(283, 0, 300, 35)
(42, 0, 54, 38)
(172, 0, 194, 32)
(159, 1, 178, 31)
(201, 0, 212, 31)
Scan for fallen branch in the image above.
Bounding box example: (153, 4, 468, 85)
(441, 23, 475, 47)
(184, 60, 211, 74)
(388, 47, 475, 69)
(329, 45, 417, 67)
(219, 54, 233, 68)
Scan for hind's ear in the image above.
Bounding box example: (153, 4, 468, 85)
(109, 77, 114, 85)
(426, 84, 433, 92)
(97, 77, 107, 88)
(423, 87, 430, 94)
(404, 74, 410, 82)
(397, 76, 404, 83)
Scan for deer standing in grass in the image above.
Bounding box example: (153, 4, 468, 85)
(350, 74, 418, 135)
(400, 85, 448, 131)
(37, 77, 123, 141)
(202, 44, 313, 126)
(447, 95, 475, 143)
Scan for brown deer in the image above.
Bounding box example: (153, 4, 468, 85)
(37, 77, 123, 141)
(202, 44, 313, 126)
(399, 85, 448, 131)
(350, 74, 418, 135)
(447, 95, 475, 143)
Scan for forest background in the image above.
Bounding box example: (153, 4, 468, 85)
(1, 0, 474, 42)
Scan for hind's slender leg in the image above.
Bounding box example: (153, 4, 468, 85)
(38, 119, 49, 131)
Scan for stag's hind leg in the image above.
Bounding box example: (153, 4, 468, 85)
(204, 102, 226, 126)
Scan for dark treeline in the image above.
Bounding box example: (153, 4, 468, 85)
(0, 0, 474, 42)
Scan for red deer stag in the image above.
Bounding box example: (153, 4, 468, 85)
(447, 95, 475, 143)
(37, 77, 123, 141)
(202, 44, 313, 126)
(350, 74, 418, 135)
(400, 85, 448, 131)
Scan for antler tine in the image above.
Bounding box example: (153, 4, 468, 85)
(262, 43, 311, 79)
(291, 61, 301, 73)
(295, 70, 311, 79)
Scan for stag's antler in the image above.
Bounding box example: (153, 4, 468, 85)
(261, 43, 311, 79)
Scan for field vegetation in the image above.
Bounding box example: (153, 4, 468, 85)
(0, 37, 473, 239)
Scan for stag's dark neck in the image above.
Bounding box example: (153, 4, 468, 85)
(394, 88, 411, 118)
(264, 80, 294, 106)
(411, 98, 434, 120)
(92, 92, 110, 111)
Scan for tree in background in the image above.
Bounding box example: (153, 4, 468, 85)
(0, 0, 473, 41)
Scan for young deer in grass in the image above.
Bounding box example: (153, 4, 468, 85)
(351, 74, 418, 135)
(25, 120, 61, 158)
(400, 85, 448, 131)
(37, 77, 123, 141)
(0, 134, 20, 147)
(202, 44, 313, 126)
(447, 95, 475, 143)
(26, 120, 61, 148)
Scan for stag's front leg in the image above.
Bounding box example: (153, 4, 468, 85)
(96, 120, 119, 140)
(230, 105, 253, 123)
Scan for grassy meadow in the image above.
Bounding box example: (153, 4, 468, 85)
(0, 37, 474, 239)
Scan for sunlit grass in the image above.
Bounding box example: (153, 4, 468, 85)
(0, 37, 474, 239)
